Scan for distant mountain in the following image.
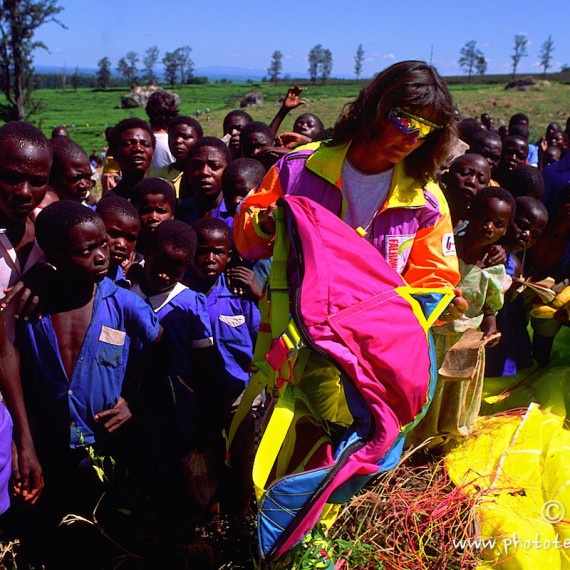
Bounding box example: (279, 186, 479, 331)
(34, 64, 356, 81)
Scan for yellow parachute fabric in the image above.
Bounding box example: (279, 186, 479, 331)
(481, 327, 570, 419)
(445, 404, 570, 569)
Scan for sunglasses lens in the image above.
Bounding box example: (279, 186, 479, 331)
(390, 110, 436, 138)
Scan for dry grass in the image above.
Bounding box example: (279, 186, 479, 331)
(329, 451, 482, 570)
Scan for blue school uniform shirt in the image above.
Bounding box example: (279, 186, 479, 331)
(206, 272, 260, 401)
(176, 194, 233, 227)
(129, 281, 213, 377)
(19, 277, 160, 448)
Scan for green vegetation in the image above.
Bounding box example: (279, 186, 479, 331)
(1, 79, 569, 153)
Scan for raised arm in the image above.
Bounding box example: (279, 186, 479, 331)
(269, 86, 307, 137)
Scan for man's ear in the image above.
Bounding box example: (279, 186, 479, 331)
(227, 248, 233, 263)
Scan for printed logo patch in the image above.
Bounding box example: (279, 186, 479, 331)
(219, 315, 246, 327)
(385, 234, 415, 274)
(442, 232, 457, 256)
(99, 326, 126, 346)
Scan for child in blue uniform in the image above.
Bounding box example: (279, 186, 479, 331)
(129, 219, 214, 520)
(15, 201, 161, 567)
(96, 196, 141, 286)
(188, 217, 260, 516)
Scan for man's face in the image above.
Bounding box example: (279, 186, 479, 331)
(0, 138, 51, 222)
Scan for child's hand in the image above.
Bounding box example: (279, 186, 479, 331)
(485, 245, 507, 267)
(12, 441, 44, 505)
(227, 266, 262, 301)
(95, 397, 132, 434)
(276, 132, 312, 149)
(281, 86, 307, 111)
(258, 203, 279, 235)
(0, 262, 56, 319)
(481, 315, 500, 347)
(440, 288, 469, 322)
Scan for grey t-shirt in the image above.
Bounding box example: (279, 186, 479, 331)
(341, 159, 393, 232)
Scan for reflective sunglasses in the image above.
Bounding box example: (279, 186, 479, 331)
(388, 108, 442, 139)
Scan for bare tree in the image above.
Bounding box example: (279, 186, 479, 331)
(267, 50, 283, 85)
(71, 65, 80, 91)
(511, 34, 528, 79)
(0, 0, 65, 120)
(320, 49, 333, 84)
(96, 56, 111, 89)
(475, 55, 487, 76)
(174, 46, 193, 85)
(308, 44, 322, 84)
(117, 51, 139, 87)
(354, 44, 364, 81)
(308, 44, 333, 85)
(459, 40, 484, 80)
(162, 51, 178, 88)
(539, 35, 554, 78)
(142, 45, 159, 85)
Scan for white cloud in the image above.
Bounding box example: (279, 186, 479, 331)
(383, 53, 396, 59)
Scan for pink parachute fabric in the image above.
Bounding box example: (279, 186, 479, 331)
(228, 195, 454, 562)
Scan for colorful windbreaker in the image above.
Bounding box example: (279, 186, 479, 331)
(234, 141, 460, 290)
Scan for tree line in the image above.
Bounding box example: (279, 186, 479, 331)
(459, 35, 556, 80)
(267, 44, 365, 85)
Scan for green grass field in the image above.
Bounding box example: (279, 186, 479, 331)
(6, 80, 570, 152)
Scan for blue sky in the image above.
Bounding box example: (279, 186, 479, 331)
(33, 0, 569, 78)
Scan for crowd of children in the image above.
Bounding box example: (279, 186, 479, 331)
(0, 81, 568, 568)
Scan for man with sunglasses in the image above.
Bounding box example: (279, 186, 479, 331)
(236, 60, 466, 320)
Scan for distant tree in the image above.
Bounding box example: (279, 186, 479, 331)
(511, 34, 528, 79)
(162, 51, 178, 88)
(60, 64, 66, 91)
(174, 46, 193, 85)
(96, 56, 111, 89)
(320, 49, 333, 84)
(267, 50, 283, 85)
(117, 51, 138, 87)
(308, 44, 323, 84)
(459, 40, 484, 80)
(71, 65, 80, 91)
(142, 45, 159, 85)
(308, 44, 333, 85)
(354, 44, 364, 81)
(0, 0, 65, 121)
(539, 35, 554, 78)
(475, 55, 487, 76)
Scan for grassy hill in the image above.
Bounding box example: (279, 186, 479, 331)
(3, 79, 570, 152)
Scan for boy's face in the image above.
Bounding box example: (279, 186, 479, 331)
(52, 219, 109, 282)
(548, 131, 565, 149)
(54, 155, 93, 202)
(186, 146, 228, 197)
(101, 212, 140, 267)
(144, 246, 188, 295)
(241, 131, 272, 159)
(223, 172, 255, 216)
(294, 115, 320, 139)
(447, 155, 490, 206)
(168, 123, 199, 161)
(469, 138, 502, 173)
(138, 194, 174, 234)
(505, 208, 547, 252)
(223, 115, 249, 154)
(468, 197, 512, 246)
(115, 128, 153, 175)
(500, 139, 528, 172)
(0, 138, 51, 222)
(192, 231, 231, 283)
